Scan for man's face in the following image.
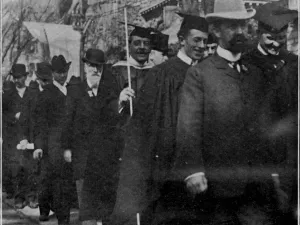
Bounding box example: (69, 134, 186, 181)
(214, 20, 248, 54)
(259, 30, 287, 55)
(182, 29, 208, 61)
(84, 62, 103, 86)
(53, 71, 68, 85)
(129, 36, 152, 64)
(206, 43, 218, 56)
(13, 76, 26, 88)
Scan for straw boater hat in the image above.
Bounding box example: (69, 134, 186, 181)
(206, 0, 256, 22)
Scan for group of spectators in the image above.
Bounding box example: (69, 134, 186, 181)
(2, 0, 298, 225)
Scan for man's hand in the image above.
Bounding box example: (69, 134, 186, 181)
(33, 149, 43, 159)
(185, 174, 208, 195)
(15, 112, 21, 120)
(119, 87, 135, 107)
(64, 149, 72, 163)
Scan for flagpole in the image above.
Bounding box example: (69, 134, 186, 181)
(124, 6, 133, 116)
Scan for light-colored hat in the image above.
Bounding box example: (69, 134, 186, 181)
(206, 0, 256, 22)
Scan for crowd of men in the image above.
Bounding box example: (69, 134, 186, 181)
(2, 0, 298, 225)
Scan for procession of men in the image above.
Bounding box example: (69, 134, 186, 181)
(2, 0, 298, 225)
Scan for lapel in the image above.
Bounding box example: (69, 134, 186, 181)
(211, 54, 250, 80)
(211, 54, 240, 79)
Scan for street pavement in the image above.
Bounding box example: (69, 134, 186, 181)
(2, 192, 80, 225)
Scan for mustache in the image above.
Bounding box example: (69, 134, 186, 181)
(265, 42, 282, 50)
(136, 49, 150, 54)
(194, 47, 206, 53)
(229, 34, 247, 45)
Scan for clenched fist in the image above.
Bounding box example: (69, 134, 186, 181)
(33, 149, 43, 159)
(64, 149, 72, 163)
(119, 87, 135, 107)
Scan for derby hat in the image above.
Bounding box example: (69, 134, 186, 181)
(51, 55, 71, 73)
(206, 0, 256, 23)
(82, 48, 106, 65)
(36, 62, 53, 80)
(255, 2, 298, 34)
(10, 64, 28, 78)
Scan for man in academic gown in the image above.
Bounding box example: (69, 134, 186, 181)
(112, 25, 155, 105)
(110, 14, 209, 225)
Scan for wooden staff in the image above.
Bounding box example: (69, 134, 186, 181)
(137, 213, 140, 225)
(124, 6, 133, 116)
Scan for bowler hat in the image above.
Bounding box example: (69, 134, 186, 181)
(206, 0, 256, 23)
(10, 64, 28, 78)
(51, 55, 71, 73)
(82, 49, 106, 65)
(255, 2, 298, 34)
(36, 62, 53, 80)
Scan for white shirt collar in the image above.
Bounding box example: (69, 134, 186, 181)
(177, 50, 197, 65)
(257, 43, 268, 55)
(53, 80, 67, 96)
(216, 46, 241, 62)
(128, 56, 154, 69)
(16, 86, 26, 98)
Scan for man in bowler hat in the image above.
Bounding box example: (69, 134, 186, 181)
(244, 3, 298, 222)
(32, 56, 73, 225)
(61, 48, 124, 225)
(174, 0, 289, 223)
(2, 64, 39, 208)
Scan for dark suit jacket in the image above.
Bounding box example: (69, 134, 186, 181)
(33, 82, 67, 158)
(61, 65, 121, 179)
(3, 85, 38, 143)
(174, 53, 282, 198)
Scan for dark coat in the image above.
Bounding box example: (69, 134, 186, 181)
(33, 82, 67, 163)
(65, 66, 124, 222)
(61, 65, 121, 180)
(3, 85, 38, 157)
(174, 53, 286, 198)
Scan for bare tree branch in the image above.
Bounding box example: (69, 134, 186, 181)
(12, 38, 33, 65)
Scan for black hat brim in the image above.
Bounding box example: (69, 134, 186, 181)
(10, 72, 29, 78)
(82, 57, 105, 65)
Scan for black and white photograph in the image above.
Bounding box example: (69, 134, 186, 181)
(1, 0, 299, 224)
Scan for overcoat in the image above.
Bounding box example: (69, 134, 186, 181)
(174, 53, 290, 199)
(64, 66, 124, 222)
(3, 84, 38, 171)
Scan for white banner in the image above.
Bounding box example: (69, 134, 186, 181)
(23, 22, 82, 79)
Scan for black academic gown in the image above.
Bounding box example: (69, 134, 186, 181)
(110, 56, 200, 225)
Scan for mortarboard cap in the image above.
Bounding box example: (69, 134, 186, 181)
(119, 22, 152, 39)
(119, 21, 169, 54)
(177, 12, 209, 34)
(255, 2, 298, 34)
(151, 32, 169, 55)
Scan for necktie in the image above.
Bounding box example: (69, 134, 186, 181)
(228, 61, 241, 73)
